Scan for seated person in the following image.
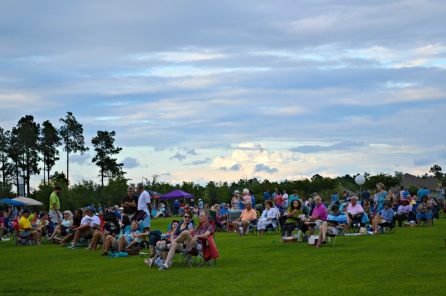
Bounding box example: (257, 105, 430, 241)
(316, 204, 349, 247)
(343, 196, 364, 225)
(148, 220, 180, 267)
(396, 199, 412, 227)
(155, 204, 166, 218)
(18, 209, 42, 245)
(86, 211, 121, 251)
(58, 209, 83, 245)
(281, 199, 303, 240)
(301, 196, 327, 236)
(216, 204, 230, 231)
(48, 210, 73, 240)
(232, 202, 257, 236)
(257, 200, 278, 236)
(71, 206, 100, 249)
(372, 200, 394, 234)
(159, 210, 214, 270)
(416, 196, 433, 226)
(0, 215, 11, 241)
(192, 205, 199, 217)
(36, 211, 49, 235)
(101, 220, 141, 256)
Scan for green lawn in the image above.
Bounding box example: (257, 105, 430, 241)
(1, 217, 445, 296)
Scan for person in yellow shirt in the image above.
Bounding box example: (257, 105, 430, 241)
(19, 209, 42, 245)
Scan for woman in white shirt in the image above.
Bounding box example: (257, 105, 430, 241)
(257, 200, 278, 235)
(48, 210, 73, 240)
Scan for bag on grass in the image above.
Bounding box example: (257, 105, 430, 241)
(361, 213, 370, 224)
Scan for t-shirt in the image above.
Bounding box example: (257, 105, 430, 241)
(282, 194, 288, 205)
(275, 195, 283, 207)
(80, 215, 101, 227)
(240, 208, 257, 221)
(19, 216, 31, 232)
(121, 196, 139, 214)
(123, 230, 141, 244)
(289, 194, 300, 204)
(174, 222, 195, 236)
(49, 192, 60, 212)
(173, 201, 180, 208)
(263, 192, 271, 201)
(331, 194, 339, 203)
(195, 223, 214, 236)
(61, 219, 71, 227)
(251, 195, 255, 206)
(327, 212, 348, 225)
(346, 203, 364, 215)
(437, 188, 445, 201)
(379, 208, 394, 222)
(285, 208, 302, 224)
(137, 190, 151, 215)
(403, 190, 410, 199)
(361, 191, 370, 201)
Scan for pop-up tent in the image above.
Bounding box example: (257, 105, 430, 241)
(0, 198, 25, 207)
(159, 189, 194, 199)
(13, 196, 43, 206)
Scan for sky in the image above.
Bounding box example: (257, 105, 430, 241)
(1, 0, 446, 189)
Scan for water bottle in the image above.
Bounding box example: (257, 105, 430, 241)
(155, 258, 161, 266)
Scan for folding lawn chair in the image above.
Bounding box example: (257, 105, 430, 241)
(327, 226, 347, 247)
(13, 223, 33, 246)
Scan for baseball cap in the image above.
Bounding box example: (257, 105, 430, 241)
(86, 206, 95, 211)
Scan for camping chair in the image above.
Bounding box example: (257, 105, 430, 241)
(209, 211, 225, 232)
(348, 213, 364, 233)
(378, 218, 396, 234)
(327, 226, 347, 247)
(265, 218, 279, 235)
(13, 223, 33, 246)
(198, 233, 218, 267)
(247, 219, 258, 236)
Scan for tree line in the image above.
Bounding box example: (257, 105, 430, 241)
(0, 112, 125, 197)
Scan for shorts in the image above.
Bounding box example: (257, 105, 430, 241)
(140, 214, 151, 229)
(19, 231, 30, 237)
(112, 239, 128, 251)
(327, 226, 343, 235)
(49, 210, 63, 223)
(310, 220, 323, 228)
(79, 229, 94, 238)
(416, 212, 433, 220)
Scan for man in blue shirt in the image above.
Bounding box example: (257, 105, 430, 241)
(331, 192, 339, 204)
(417, 186, 425, 202)
(263, 188, 271, 202)
(173, 200, 180, 216)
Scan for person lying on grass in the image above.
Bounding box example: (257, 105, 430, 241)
(316, 204, 349, 247)
(159, 210, 214, 270)
(101, 220, 141, 256)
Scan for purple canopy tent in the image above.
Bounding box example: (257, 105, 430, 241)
(159, 189, 194, 199)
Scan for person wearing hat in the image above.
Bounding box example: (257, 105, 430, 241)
(396, 199, 412, 227)
(70, 206, 100, 249)
(48, 210, 73, 241)
(18, 209, 42, 245)
(231, 190, 240, 210)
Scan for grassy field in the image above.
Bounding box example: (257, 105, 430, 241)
(1, 217, 445, 296)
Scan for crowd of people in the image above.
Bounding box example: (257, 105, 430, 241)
(1, 181, 444, 268)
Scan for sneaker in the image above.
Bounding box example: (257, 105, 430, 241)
(71, 245, 77, 250)
(158, 264, 169, 270)
(1, 237, 10, 241)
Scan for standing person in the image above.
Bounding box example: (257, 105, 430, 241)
(274, 192, 283, 211)
(263, 188, 271, 202)
(373, 183, 387, 214)
(240, 189, 251, 211)
(282, 190, 289, 209)
(249, 190, 256, 207)
(417, 186, 425, 202)
(2, 203, 11, 232)
(136, 183, 152, 232)
(272, 188, 279, 199)
(331, 192, 339, 204)
(289, 190, 300, 204)
(198, 199, 203, 210)
(121, 186, 139, 219)
(361, 189, 370, 202)
(49, 186, 62, 223)
(231, 190, 240, 210)
(436, 184, 444, 209)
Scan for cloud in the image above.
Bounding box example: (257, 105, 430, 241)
(185, 158, 211, 166)
(122, 157, 139, 169)
(413, 157, 435, 166)
(220, 164, 242, 171)
(169, 153, 186, 162)
(160, 172, 171, 176)
(290, 141, 368, 153)
(254, 164, 278, 174)
(183, 148, 198, 155)
(70, 153, 91, 166)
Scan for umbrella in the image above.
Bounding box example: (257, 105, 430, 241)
(12, 196, 43, 206)
(159, 189, 194, 199)
(0, 198, 25, 207)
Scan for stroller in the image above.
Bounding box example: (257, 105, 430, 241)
(103, 212, 120, 235)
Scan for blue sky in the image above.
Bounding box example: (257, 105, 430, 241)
(1, 0, 445, 188)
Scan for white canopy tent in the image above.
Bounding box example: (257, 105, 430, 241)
(12, 196, 43, 206)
